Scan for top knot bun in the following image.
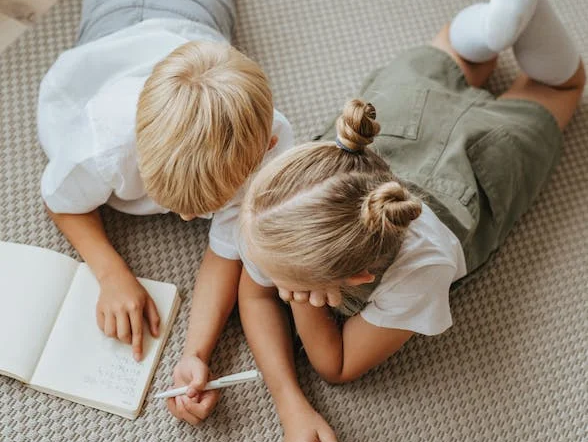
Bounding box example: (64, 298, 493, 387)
(361, 181, 422, 234)
(335, 99, 381, 153)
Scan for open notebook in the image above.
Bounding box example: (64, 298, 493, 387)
(0, 241, 181, 419)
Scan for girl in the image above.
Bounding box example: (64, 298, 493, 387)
(237, 0, 585, 441)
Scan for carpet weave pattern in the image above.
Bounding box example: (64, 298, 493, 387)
(0, 1, 586, 441)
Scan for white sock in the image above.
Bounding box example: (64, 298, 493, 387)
(449, 0, 580, 85)
(486, 0, 539, 52)
(513, 0, 580, 85)
(449, 3, 498, 63)
(449, 0, 539, 62)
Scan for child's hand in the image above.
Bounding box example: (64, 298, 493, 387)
(278, 286, 342, 308)
(166, 355, 220, 425)
(96, 268, 160, 361)
(282, 405, 338, 442)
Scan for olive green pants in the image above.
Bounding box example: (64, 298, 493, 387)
(318, 46, 563, 274)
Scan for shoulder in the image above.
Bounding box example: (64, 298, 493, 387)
(358, 204, 467, 335)
(267, 109, 295, 159)
(39, 18, 227, 111)
(393, 203, 467, 275)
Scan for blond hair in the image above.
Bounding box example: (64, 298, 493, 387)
(242, 99, 422, 290)
(136, 41, 274, 215)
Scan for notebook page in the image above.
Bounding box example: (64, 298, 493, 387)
(30, 264, 177, 413)
(0, 241, 79, 382)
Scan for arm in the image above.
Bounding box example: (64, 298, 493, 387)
(290, 264, 456, 383)
(238, 270, 337, 442)
(167, 246, 242, 424)
(290, 303, 413, 384)
(47, 206, 160, 360)
(183, 246, 242, 362)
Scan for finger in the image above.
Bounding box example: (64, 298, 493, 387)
(318, 428, 339, 442)
(186, 389, 200, 400)
(182, 391, 220, 421)
(293, 291, 309, 303)
(115, 312, 132, 344)
(326, 291, 342, 307)
(129, 309, 144, 362)
(188, 359, 209, 390)
(144, 297, 161, 337)
(104, 314, 117, 338)
(177, 396, 202, 426)
(309, 291, 326, 307)
(278, 287, 293, 302)
(96, 309, 105, 332)
(166, 397, 179, 416)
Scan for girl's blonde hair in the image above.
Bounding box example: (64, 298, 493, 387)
(136, 41, 274, 215)
(242, 99, 422, 294)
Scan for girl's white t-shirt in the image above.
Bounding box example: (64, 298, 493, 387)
(360, 203, 467, 335)
(243, 203, 467, 336)
(37, 18, 294, 261)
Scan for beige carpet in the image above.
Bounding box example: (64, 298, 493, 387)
(1, 1, 587, 441)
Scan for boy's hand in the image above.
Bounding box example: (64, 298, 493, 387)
(167, 355, 221, 425)
(96, 268, 160, 361)
(278, 286, 342, 308)
(282, 404, 338, 442)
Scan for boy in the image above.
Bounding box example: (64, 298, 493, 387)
(38, 0, 293, 424)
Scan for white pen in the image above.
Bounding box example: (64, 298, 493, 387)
(154, 369, 263, 399)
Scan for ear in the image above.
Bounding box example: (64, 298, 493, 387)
(268, 135, 279, 151)
(344, 269, 376, 286)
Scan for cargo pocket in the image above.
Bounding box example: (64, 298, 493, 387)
(466, 126, 520, 228)
(311, 85, 428, 143)
(365, 85, 428, 141)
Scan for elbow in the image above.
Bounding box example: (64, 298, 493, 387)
(317, 367, 361, 385)
(44, 202, 57, 220)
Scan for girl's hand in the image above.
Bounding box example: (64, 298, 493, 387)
(166, 355, 221, 425)
(278, 286, 342, 308)
(96, 267, 160, 361)
(282, 405, 338, 442)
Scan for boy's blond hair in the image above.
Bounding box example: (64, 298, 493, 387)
(136, 41, 274, 215)
(242, 100, 422, 293)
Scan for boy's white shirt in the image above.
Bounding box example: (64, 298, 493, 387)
(243, 203, 467, 336)
(38, 18, 295, 261)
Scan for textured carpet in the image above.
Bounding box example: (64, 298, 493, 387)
(0, 1, 587, 441)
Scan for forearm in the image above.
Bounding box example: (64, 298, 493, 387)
(46, 207, 129, 281)
(238, 272, 310, 418)
(182, 247, 242, 363)
(290, 303, 344, 380)
(293, 302, 415, 384)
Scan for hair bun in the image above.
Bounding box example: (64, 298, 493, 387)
(335, 99, 381, 153)
(361, 181, 422, 233)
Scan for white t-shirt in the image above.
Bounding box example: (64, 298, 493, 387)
(360, 204, 467, 335)
(37, 18, 295, 261)
(243, 203, 467, 336)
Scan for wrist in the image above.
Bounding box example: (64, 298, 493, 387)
(94, 255, 130, 284)
(182, 348, 209, 363)
(273, 385, 311, 418)
(278, 398, 315, 426)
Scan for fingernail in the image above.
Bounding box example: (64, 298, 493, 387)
(133, 352, 140, 362)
